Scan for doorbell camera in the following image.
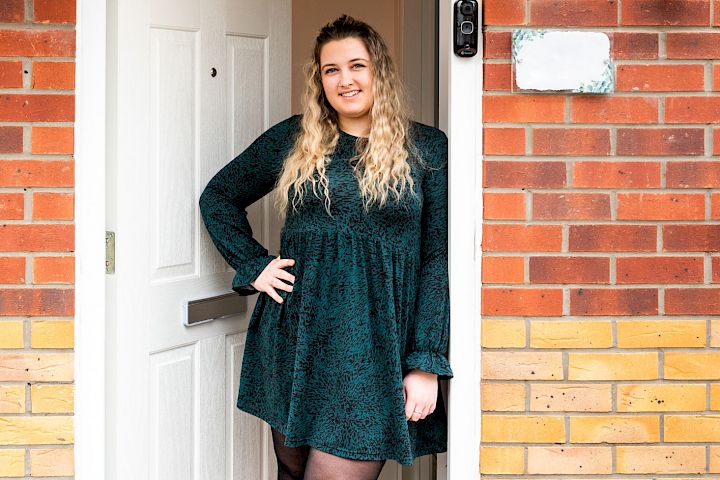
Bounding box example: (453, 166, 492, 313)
(454, 0, 478, 57)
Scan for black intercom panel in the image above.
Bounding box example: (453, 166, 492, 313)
(454, 0, 478, 57)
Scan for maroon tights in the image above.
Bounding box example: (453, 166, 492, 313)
(271, 427, 387, 480)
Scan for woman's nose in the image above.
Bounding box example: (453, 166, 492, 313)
(339, 68, 353, 87)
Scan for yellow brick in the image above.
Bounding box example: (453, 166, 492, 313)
(480, 447, 524, 474)
(568, 353, 658, 380)
(665, 415, 720, 441)
(617, 384, 706, 412)
(31, 320, 74, 349)
(31, 384, 73, 413)
(482, 352, 563, 380)
(0, 321, 23, 349)
(570, 415, 660, 443)
(665, 352, 720, 379)
(617, 320, 706, 348)
(29, 448, 74, 477)
(527, 447, 612, 475)
(712, 384, 720, 411)
(0, 385, 25, 413)
(0, 449, 24, 477)
(0, 416, 73, 444)
(711, 446, 720, 473)
(482, 320, 525, 348)
(530, 383, 611, 412)
(712, 319, 720, 347)
(0, 353, 73, 381)
(530, 320, 612, 348)
(481, 384, 525, 411)
(481, 415, 565, 443)
(616, 446, 705, 474)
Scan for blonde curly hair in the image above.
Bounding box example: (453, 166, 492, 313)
(273, 14, 423, 218)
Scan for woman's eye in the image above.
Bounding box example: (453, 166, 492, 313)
(324, 68, 337, 74)
(353, 64, 365, 69)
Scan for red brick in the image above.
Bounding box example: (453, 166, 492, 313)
(617, 193, 705, 220)
(484, 95, 565, 123)
(617, 257, 704, 284)
(666, 288, 720, 314)
(484, 192, 525, 220)
(572, 97, 658, 123)
(0, 30, 75, 57)
(621, 0, 711, 25)
(532, 192, 610, 220)
(484, 32, 511, 59)
(616, 64, 705, 92)
(0, 193, 23, 220)
(33, 256, 74, 284)
(0, 288, 73, 316)
(533, 128, 610, 156)
(0, 224, 73, 252)
(0, 257, 25, 283)
(666, 97, 720, 124)
(484, 0, 525, 24)
(667, 32, 720, 59)
(530, 257, 609, 284)
(716, 0, 720, 24)
(482, 256, 524, 284)
(484, 64, 512, 91)
(482, 288, 563, 316)
(569, 225, 657, 252)
(33, 0, 76, 24)
(0, 126, 23, 153)
(617, 128, 704, 156)
(573, 161, 661, 188)
(31, 127, 73, 154)
(611, 32, 659, 60)
(713, 256, 720, 281)
(664, 225, 720, 251)
(715, 64, 720, 91)
(31, 61, 75, 90)
(0, 160, 73, 187)
(667, 161, 720, 187)
(483, 224, 562, 252)
(0, 95, 74, 122)
(571, 288, 659, 315)
(0, 61, 23, 88)
(0, 0, 24, 22)
(32, 192, 73, 220)
(529, 0, 618, 26)
(484, 161, 566, 188)
(715, 128, 720, 154)
(712, 193, 720, 219)
(484, 128, 525, 155)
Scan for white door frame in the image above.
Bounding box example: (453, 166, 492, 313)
(73, 0, 482, 478)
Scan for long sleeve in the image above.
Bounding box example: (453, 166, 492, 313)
(402, 129, 454, 380)
(199, 115, 300, 296)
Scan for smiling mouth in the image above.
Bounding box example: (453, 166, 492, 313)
(339, 90, 360, 97)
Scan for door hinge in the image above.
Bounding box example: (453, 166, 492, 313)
(106, 231, 115, 274)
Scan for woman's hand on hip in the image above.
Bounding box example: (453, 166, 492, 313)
(250, 256, 295, 304)
(403, 369, 438, 421)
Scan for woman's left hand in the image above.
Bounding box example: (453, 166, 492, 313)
(403, 369, 438, 421)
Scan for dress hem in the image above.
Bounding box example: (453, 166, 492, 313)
(236, 400, 447, 466)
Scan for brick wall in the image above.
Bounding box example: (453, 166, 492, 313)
(0, 0, 75, 478)
(481, 0, 720, 476)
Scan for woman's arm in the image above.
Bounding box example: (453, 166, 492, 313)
(199, 115, 300, 295)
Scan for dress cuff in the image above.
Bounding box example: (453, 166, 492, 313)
(231, 255, 276, 296)
(402, 351, 454, 380)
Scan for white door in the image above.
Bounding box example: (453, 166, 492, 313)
(109, 0, 290, 477)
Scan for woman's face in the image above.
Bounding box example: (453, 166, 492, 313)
(319, 37, 374, 130)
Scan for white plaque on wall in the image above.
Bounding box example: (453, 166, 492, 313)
(512, 29, 614, 94)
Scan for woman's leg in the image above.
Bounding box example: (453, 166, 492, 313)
(303, 447, 386, 480)
(271, 427, 310, 480)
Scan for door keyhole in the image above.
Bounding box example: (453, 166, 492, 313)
(210, 67, 217, 77)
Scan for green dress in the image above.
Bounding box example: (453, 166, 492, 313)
(199, 114, 453, 465)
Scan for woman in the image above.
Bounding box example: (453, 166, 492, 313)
(199, 14, 452, 480)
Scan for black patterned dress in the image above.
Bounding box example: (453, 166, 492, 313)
(199, 114, 453, 465)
